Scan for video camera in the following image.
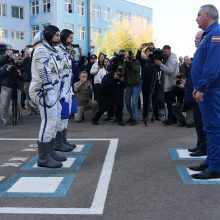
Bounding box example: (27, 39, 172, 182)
(176, 73, 185, 86)
(9, 56, 23, 72)
(112, 52, 124, 65)
(148, 48, 163, 62)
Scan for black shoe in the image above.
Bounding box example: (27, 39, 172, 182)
(188, 162, 208, 172)
(188, 146, 198, 152)
(130, 120, 137, 126)
(126, 118, 132, 123)
(92, 119, 99, 125)
(191, 168, 220, 179)
(163, 120, 176, 125)
(154, 117, 161, 121)
(118, 121, 126, 126)
(190, 149, 207, 157)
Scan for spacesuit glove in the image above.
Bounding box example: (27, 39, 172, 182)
(60, 89, 67, 102)
(45, 89, 56, 106)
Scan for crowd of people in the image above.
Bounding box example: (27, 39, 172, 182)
(0, 38, 195, 128)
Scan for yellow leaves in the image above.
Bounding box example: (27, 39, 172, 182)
(93, 16, 154, 57)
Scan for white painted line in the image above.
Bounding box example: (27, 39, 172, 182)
(0, 138, 118, 215)
(28, 144, 38, 148)
(22, 148, 37, 152)
(0, 138, 116, 141)
(177, 149, 206, 159)
(73, 145, 84, 152)
(7, 177, 63, 193)
(0, 176, 5, 182)
(9, 157, 28, 162)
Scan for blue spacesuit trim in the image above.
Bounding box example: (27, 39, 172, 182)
(41, 97, 48, 142)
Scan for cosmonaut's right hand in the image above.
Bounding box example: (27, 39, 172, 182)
(45, 89, 56, 106)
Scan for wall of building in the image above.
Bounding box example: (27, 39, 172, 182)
(0, 0, 152, 54)
(0, 0, 30, 51)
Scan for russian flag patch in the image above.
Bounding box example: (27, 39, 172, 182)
(211, 36, 220, 42)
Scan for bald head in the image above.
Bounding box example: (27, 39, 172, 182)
(194, 30, 204, 47)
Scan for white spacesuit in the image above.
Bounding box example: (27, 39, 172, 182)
(29, 25, 67, 168)
(54, 29, 77, 151)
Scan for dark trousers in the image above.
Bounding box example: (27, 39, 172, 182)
(164, 91, 176, 122)
(142, 81, 151, 119)
(192, 103, 207, 151)
(93, 83, 100, 103)
(93, 88, 124, 122)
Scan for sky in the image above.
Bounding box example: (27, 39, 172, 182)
(128, 0, 220, 58)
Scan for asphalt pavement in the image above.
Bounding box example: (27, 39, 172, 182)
(0, 109, 219, 220)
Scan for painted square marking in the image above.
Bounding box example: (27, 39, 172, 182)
(169, 148, 206, 160)
(65, 144, 92, 155)
(176, 165, 220, 184)
(22, 156, 85, 171)
(7, 177, 63, 193)
(0, 138, 118, 214)
(0, 174, 75, 197)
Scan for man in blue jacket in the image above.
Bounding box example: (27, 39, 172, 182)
(191, 4, 220, 179)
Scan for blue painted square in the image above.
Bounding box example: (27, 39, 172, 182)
(176, 165, 220, 184)
(168, 148, 206, 160)
(64, 144, 92, 155)
(0, 173, 75, 198)
(21, 155, 85, 171)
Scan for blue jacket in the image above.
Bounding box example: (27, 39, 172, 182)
(191, 22, 220, 92)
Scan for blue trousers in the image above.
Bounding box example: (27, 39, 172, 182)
(199, 88, 220, 172)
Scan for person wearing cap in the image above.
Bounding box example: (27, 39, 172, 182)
(29, 25, 66, 168)
(55, 29, 77, 151)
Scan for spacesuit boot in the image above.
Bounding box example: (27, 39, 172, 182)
(54, 131, 73, 152)
(37, 141, 63, 168)
(50, 138, 67, 161)
(63, 128, 77, 149)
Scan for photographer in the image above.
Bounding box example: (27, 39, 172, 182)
(74, 71, 98, 122)
(0, 54, 27, 126)
(136, 43, 160, 122)
(92, 64, 125, 126)
(155, 45, 179, 125)
(171, 73, 187, 126)
(124, 51, 141, 125)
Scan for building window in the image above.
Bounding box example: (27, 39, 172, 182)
(116, 10, 123, 21)
(0, 3, 7, 16)
(65, 23, 74, 31)
(77, 26, 85, 40)
(124, 12, 131, 21)
(32, 25, 39, 38)
(0, 29, 8, 39)
(92, 28, 101, 36)
(103, 6, 110, 20)
(43, 0, 51, 13)
(31, 1, 39, 15)
(76, 0, 85, 16)
(11, 31, 24, 40)
(42, 23, 50, 29)
(92, 4, 100, 19)
(11, 6, 24, 19)
(65, 0, 73, 13)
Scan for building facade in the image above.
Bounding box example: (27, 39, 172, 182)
(0, 0, 152, 53)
